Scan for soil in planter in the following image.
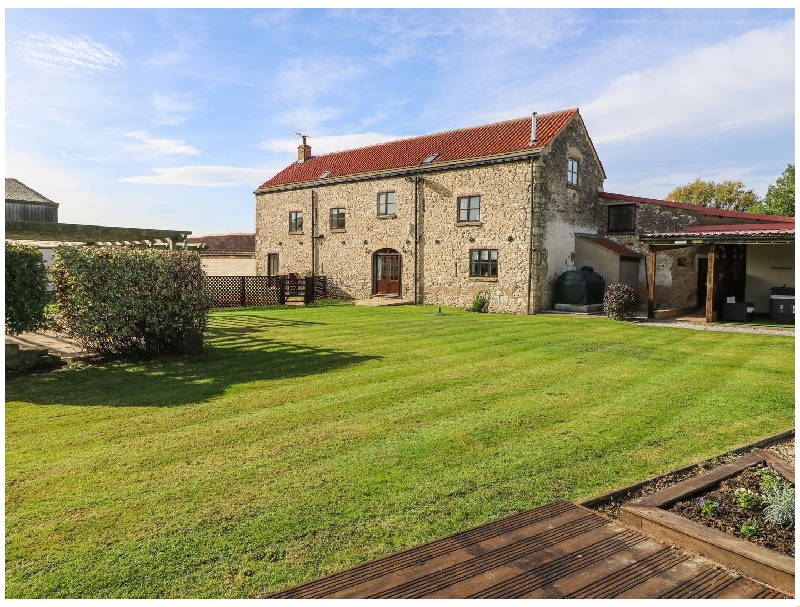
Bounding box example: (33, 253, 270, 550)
(668, 466, 794, 557)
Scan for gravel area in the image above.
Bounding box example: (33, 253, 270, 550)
(587, 434, 794, 520)
(636, 319, 794, 337)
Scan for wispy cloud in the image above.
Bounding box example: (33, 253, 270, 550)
(582, 21, 794, 144)
(268, 57, 365, 132)
(252, 9, 293, 29)
(151, 93, 198, 126)
(120, 165, 273, 187)
(257, 132, 409, 156)
(16, 34, 126, 73)
(273, 58, 364, 102)
(59, 151, 114, 163)
(122, 131, 201, 156)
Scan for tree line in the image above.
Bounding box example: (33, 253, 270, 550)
(665, 164, 794, 217)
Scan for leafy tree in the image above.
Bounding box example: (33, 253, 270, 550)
(665, 178, 760, 213)
(761, 164, 794, 217)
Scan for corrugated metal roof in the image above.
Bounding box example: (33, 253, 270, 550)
(259, 109, 578, 189)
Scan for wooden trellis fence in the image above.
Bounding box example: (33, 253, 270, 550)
(206, 275, 328, 308)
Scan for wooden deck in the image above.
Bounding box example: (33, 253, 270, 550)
(266, 501, 787, 599)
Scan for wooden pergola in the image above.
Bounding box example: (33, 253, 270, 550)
(641, 230, 794, 323)
(5, 220, 191, 249)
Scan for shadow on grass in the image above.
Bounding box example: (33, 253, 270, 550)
(6, 314, 378, 408)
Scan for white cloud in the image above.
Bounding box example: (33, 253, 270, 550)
(120, 165, 274, 187)
(257, 132, 410, 156)
(122, 131, 201, 156)
(582, 21, 794, 144)
(16, 34, 126, 73)
(151, 92, 198, 126)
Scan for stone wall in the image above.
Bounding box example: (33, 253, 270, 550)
(538, 115, 606, 310)
(418, 162, 532, 313)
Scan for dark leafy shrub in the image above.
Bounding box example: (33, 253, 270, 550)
(50, 246, 210, 358)
(603, 283, 638, 321)
(469, 292, 489, 313)
(5, 242, 49, 335)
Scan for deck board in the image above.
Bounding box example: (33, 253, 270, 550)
(266, 500, 789, 599)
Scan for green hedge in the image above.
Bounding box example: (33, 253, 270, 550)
(51, 247, 211, 357)
(5, 242, 49, 335)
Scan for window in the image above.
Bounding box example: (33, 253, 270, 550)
(377, 192, 396, 215)
(606, 204, 636, 233)
(330, 207, 345, 230)
(267, 254, 279, 276)
(470, 249, 498, 277)
(421, 153, 439, 164)
(458, 195, 481, 222)
(289, 211, 303, 233)
(567, 157, 579, 187)
(318, 170, 331, 179)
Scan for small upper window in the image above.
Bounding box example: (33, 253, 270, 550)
(377, 192, 396, 215)
(458, 195, 481, 222)
(289, 211, 303, 233)
(567, 158, 579, 187)
(330, 207, 345, 230)
(607, 204, 636, 233)
(421, 153, 439, 164)
(470, 249, 498, 278)
(318, 170, 331, 179)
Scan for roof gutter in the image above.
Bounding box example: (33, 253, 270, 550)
(640, 235, 794, 245)
(255, 151, 542, 195)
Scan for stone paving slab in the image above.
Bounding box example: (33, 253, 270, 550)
(354, 297, 413, 307)
(5, 331, 84, 359)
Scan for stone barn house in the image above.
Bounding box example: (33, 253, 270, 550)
(254, 108, 794, 318)
(255, 108, 606, 314)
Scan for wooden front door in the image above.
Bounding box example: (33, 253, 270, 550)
(375, 253, 401, 295)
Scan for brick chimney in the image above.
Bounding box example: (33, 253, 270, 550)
(297, 135, 311, 163)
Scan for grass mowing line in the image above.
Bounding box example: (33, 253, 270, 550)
(5, 305, 794, 598)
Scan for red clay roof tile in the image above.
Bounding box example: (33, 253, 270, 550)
(259, 109, 577, 189)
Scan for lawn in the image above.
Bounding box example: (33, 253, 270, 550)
(5, 305, 794, 598)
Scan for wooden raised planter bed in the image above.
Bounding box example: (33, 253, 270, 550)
(620, 450, 794, 596)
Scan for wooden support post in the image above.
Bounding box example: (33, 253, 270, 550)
(648, 246, 657, 319)
(705, 245, 716, 323)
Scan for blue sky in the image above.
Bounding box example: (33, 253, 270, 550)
(5, 8, 795, 237)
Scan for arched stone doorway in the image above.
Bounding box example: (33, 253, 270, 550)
(373, 248, 401, 296)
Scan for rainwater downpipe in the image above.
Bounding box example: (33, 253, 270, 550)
(311, 189, 316, 277)
(527, 157, 537, 315)
(414, 173, 419, 304)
